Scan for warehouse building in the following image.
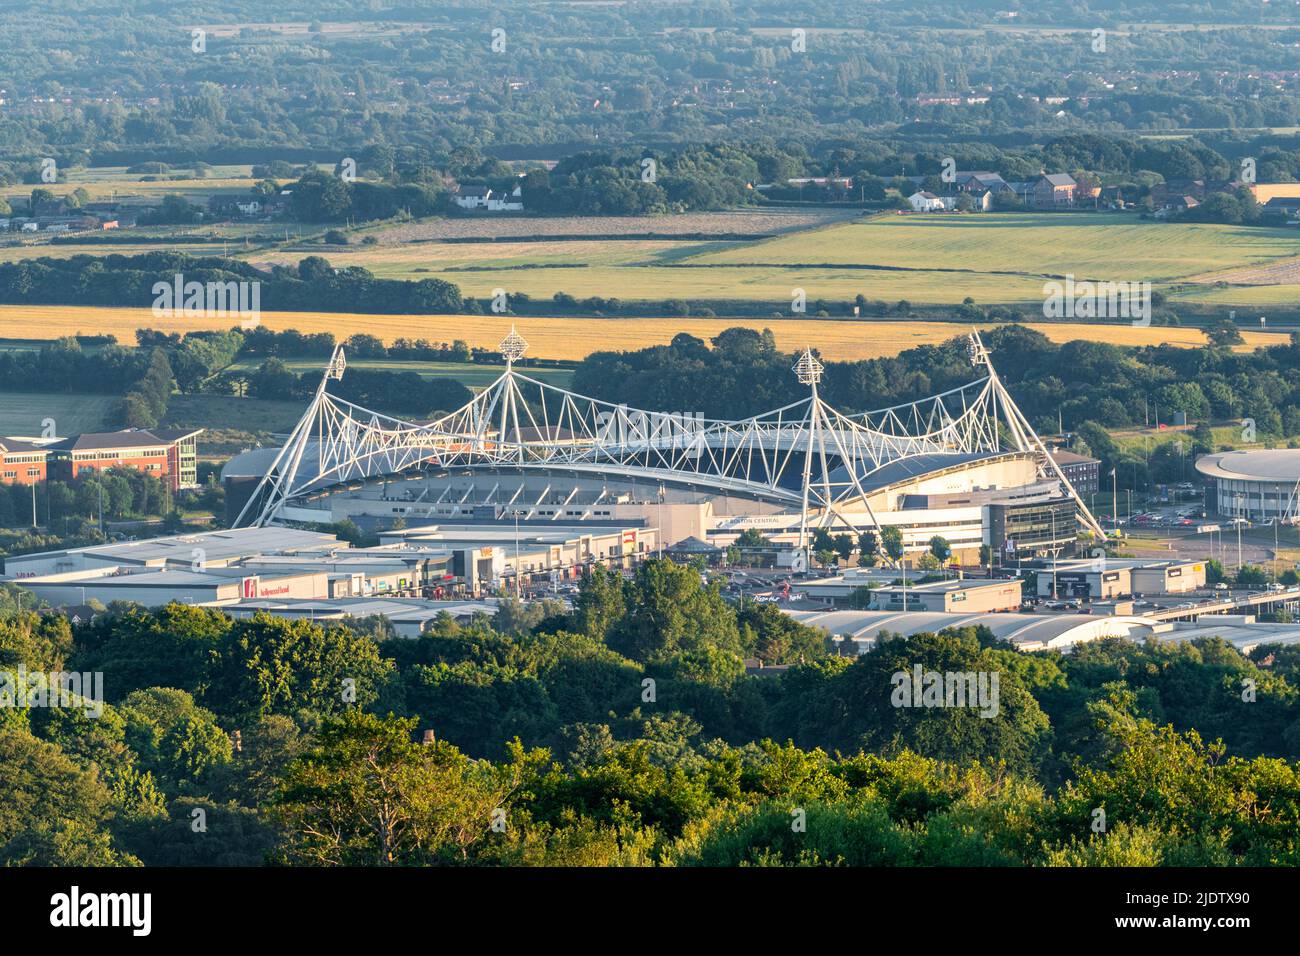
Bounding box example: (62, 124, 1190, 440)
(1034, 558, 1206, 600)
(3, 527, 341, 578)
(786, 607, 1153, 653)
(221, 598, 498, 637)
(378, 522, 658, 594)
(3, 521, 657, 616)
(871, 578, 1023, 613)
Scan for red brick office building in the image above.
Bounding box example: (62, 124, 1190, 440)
(0, 428, 202, 491)
(0, 438, 51, 486)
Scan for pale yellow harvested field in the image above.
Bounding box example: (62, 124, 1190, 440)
(0, 306, 1284, 361)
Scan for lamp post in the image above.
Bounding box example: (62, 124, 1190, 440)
(512, 508, 522, 598)
(1273, 517, 1280, 583)
(1050, 507, 1059, 600)
(657, 484, 665, 558)
(1235, 493, 1244, 571)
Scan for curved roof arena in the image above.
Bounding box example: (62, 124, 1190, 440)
(1195, 449, 1300, 483)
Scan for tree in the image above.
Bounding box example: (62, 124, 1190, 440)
(0, 730, 136, 865)
(571, 565, 626, 642)
(857, 530, 880, 567)
(1205, 320, 1244, 348)
(881, 527, 904, 566)
(737, 602, 826, 663)
(606, 559, 741, 662)
(929, 535, 952, 568)
(205, 613, 395, 723)
(273, 711, 538, 865)
(735, 528, 772, 549)
(774, 630, 1053, 776)
(120, 688, 233, 792)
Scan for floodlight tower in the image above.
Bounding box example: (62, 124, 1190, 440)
(966, 330, 1106, 539)
(794, 347, 824, 552)
(500, 325, 528, 367)
(232, 344, 346, 528)
(497, 326, 529, 457)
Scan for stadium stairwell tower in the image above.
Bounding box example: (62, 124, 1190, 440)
(233, 328, 1105, 545)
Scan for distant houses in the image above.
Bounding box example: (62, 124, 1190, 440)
(1032, 172, 1078, 206)
(907, 191, 949, 212)
(905, 171, 1076, 212)
(0, 195, 128, 233)
(1264, 196, 1300, 222)
(452, 184, 524, 212)
(953, 171, 1011, 197)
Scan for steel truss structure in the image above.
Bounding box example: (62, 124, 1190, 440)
(234, 329, 1104, 543)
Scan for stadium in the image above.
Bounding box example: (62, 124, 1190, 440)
(1195, 449, 1300, 521)
(223, 330, 1102, 565)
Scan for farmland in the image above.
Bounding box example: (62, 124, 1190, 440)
(362, 208, 861, 242)
(692, 214, 1299, 281)
(292, 212, 1300, 309)
(0, 305, 1286, 362)
(0, 164, 276, 205)
(0, 392, 113, 436)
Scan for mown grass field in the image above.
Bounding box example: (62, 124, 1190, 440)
(0, 392, 113, 436)
(692, 214, 1299, 279)
(163, 394, 307, 434)
(0, 305, 1286, 361)
(292, 212, 1300, 308)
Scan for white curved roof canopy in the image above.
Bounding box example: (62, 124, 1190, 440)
(1196, 449, 1300, 483)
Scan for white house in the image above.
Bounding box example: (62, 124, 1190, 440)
(485, 185, 524, 212)
(453, 185, 493, 210)
(908, 191, 948, 212)
(235, 200, 262, 215)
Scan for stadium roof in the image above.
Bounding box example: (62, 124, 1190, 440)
(1195, 449, 1300, 483)
(825, 450, 1027, 494)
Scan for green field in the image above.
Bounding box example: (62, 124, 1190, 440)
(164, 394, 307, 434)
(224, 357, 574, 391)
(0, 392, 113, 436)
(693, 214, 1300, 280)
(294, 213, 1300, 308)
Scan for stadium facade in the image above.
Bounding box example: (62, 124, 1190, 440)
(1196, 449, 1300, 521)
(222, 330, 1102, 565)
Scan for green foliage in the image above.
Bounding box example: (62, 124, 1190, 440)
(606, 558, 741, 663)
(6, 572, 1300, 866)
